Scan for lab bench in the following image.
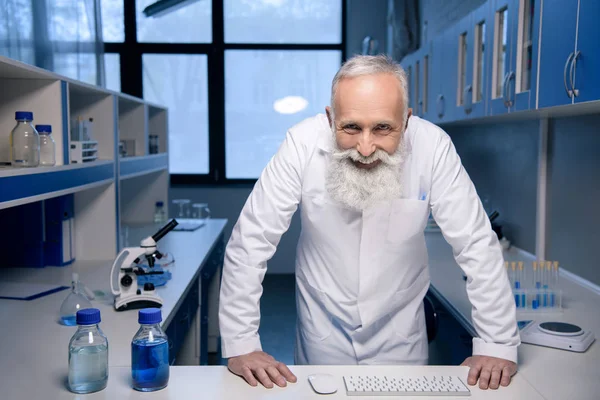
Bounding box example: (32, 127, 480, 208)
(0, 218, 227, 398)
(425, 232, 600, 400)
(36, 365, 544, 399)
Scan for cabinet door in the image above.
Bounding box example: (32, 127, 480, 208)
(572, 0, 600, 103)
(453, 12, 474, 119)
(467, 2, 491, 118)
(418, 49, 433, 121)
(489, 0, 514, 115)
(429, 37, 445, 124)
(511, 0, 541, 111)
(537, 0, 578, 108)
(441, 23, 459, 122)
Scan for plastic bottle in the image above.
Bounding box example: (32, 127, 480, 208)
(59, 273, 93, 326)
(11, 111, 39, 167)
(154, 201, 166, 224)
(36, 124, 56, 166)
(68, 308, 109, 394)
(131, 308, 169, 392)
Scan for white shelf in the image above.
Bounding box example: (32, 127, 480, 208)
(0, 160, 114, 210)
(119, 153, 169, 180)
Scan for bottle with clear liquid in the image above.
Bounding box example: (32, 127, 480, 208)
(154, 201, 166, 224)
(59, 273, 93, 326)
(11, 111, 39, 167)
(35, 124, 55, 166)
(68, 308, 108, 394)
(132, 308, 169, 392)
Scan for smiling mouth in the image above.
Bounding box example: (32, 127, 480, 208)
(352, 159, 382, 170)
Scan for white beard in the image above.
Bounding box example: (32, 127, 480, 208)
(325, 136, 408, 211)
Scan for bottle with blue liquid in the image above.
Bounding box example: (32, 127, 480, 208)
(68, 308, 109, 393)
(132, 308, 169, 392)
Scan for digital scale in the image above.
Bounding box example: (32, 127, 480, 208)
(518, 321, 595, 352)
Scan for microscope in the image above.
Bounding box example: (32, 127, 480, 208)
(109, 219, 178, 311)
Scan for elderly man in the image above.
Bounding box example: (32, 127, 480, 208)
(219, 55, 519, 391)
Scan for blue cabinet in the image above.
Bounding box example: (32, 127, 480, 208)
(510, 0, 541, 111)
(488, 0, 515, 115)
(537, 0, 578, 108)
(538, 0, 599, 107)
(571, 0, 600, 104)
(452, 2, 491, 120)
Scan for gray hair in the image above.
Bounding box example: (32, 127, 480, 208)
(330, 54, 409, 124)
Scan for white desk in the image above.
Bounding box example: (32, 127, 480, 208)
(25, 366, 543, 400)
(425, 232, 600, 400)
(0, 219, 227, 398)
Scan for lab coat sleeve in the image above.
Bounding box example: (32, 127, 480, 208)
(429, 131, 520, 364)
(219, 130, 304, 359)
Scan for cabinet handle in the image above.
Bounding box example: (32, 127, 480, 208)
(502, 72, 510, 107)
(570, 50, 580, 97)
(505, 72, 515, 108)
(463, 85, 473, 114)
(564, 52, 575, 98)
(436, 94, 445, 119)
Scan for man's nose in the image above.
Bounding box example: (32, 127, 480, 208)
(356, 133, 376, 157)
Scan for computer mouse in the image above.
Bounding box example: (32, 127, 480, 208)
(308, 373, 338, 395)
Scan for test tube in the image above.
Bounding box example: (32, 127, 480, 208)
(511, 262, 519, 307)
(552, 261, 559, 307)
(532, 261, 539, 309)
(518, 262, 526, 308)
(544, 261, 551, 307)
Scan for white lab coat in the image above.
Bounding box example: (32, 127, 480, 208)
(219, 114, 520, 365)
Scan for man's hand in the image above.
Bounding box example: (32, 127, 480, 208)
(228, 351, 297, 388)
(461, 355, 517, 390)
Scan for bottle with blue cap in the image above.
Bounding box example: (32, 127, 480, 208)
(131, 308, 169, 391)
(11, 111, 39, 167)
(68, 308, 109, 393)
(35, 124, 56, 166)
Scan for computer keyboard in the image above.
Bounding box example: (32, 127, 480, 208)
(343, 375, 471, 396)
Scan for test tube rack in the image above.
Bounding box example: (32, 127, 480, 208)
(506, 260, 562, 313)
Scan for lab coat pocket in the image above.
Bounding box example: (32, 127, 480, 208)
(390, 268, 430, 340)
(386, 199, 430, 244)
(296, 276, 333, 342)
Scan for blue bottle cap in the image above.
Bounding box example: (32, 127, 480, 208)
(35, 124, 52, 133)
(15, 111, 33, 121)
(156, 201, 164, 207)
(139, 308, 162, 325)
(76, 308, 101, 325)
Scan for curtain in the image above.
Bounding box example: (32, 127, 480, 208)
(0, 0, 105, 86)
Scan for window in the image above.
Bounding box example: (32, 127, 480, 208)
(225, 50, 340, 179)
(106, 1, 345, 183)
(457, 32, 467, 106)
(517, 0, 534, 93)
(143, 54, 209, 174)
(224, 0, 341, 44)
(473, 21, 486, 103)
(54, 53, 98, 85)
(136, 0, 212, 43)
(101, 0, 124, 42)
(493, 8, 508, 99)
(104, 53, 121, 92)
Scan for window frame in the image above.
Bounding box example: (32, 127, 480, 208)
(105, 0, 347, 186)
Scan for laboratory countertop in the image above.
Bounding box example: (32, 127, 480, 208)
(425, 232, 600, 400)
(33, 365, 544, 400)
(0, 219, 227, 400)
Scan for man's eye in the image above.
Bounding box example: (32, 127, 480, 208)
(376, 125, 391, 131)
(343, 125, 360, 133)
